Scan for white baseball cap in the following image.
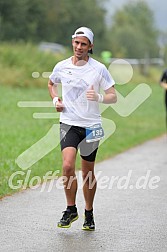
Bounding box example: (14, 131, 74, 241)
(72, 27, 94, 45)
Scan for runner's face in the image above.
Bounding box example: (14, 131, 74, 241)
(72, 36, 92, 60)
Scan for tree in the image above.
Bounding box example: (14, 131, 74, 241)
(45, 0, 108, 53)
(0, 0, 108, 54)
(108, 0, 159, 58)
(0, 0, 47, 41)
(159, 31, 167, 63)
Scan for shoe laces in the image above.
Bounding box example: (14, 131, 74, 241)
(61, 209, 71, 220)
(85, 212, 94, 223)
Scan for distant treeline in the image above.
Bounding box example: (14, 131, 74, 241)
(0, 0, 108, 53)
(0, 0, 165, 59)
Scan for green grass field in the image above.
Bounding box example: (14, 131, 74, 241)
(0, 43, 166, 198)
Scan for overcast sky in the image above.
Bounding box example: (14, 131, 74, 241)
(105, 0, 167, 31)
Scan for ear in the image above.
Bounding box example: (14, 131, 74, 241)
(89, 44, 94, 50)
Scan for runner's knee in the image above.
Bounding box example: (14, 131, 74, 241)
(63, 161, 75, 176)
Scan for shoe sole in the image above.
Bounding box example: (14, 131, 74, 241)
(57, 215, 79, 228)
(82, 226, 95, 231)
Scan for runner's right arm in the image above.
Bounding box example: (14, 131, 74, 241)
(48, 79, 64, 112)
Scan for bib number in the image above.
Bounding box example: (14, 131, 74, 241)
(86, 124, 104, 143)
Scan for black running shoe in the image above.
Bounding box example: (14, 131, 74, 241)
(57, 209, 78, 228)
(82, 212, 95, 231)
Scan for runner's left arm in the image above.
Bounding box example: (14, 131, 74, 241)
(103, 86, 117, 104)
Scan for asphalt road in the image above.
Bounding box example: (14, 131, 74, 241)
(0, 135, 167, 252)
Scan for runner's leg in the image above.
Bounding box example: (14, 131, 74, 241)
(62, 147, 78, 206)
(81, 159, 96, 211)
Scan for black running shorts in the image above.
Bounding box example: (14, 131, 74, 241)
(60, 123, 99, 162)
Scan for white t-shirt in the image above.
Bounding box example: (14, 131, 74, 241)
(49, 57, 115, 127)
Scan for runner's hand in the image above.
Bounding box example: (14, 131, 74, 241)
(56, 98, 64, 112)
(86, 85, 98, 101)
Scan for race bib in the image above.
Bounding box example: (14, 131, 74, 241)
(86, 124, 104, 143)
